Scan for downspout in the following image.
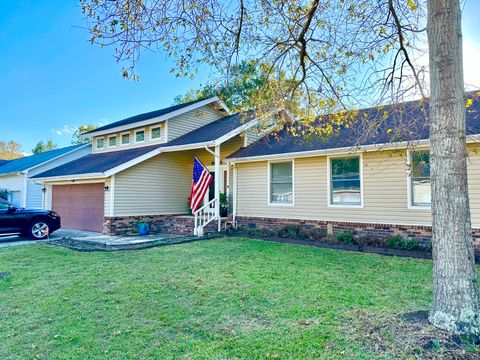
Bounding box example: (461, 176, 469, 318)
(232, 163, 237, 224)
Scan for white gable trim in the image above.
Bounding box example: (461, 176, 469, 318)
(81, 97, 229, 138)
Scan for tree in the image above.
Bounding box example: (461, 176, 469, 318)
(427, 0, 479, 335)
(71, 124, 97, 144)
(80, 0, 479, 334)
(174, 60, 267, 112)
(32, 140, 57, 155)
(0, 140, 23, 160)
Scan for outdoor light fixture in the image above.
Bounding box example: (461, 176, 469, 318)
(104, 186, 110, 191)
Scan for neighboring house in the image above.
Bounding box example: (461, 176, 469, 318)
(33, 97, 264, 234)
(0, 144, 91, 208)
(226, 91, 480, 245)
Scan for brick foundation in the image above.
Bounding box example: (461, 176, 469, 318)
(103, 215, 218, 236)
(235, 216, 480, 250)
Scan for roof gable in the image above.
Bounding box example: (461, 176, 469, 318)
(0, 144, 89, 175)
(83, 97, 229, 138)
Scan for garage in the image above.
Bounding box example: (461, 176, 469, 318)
(52, 183, 105, 232)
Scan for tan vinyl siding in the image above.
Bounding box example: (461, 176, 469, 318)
(167, 105, 225, 141)
(114, 152, 193, 216)
(113, 135, 245, 216)
(235, 144, 480, 228)
(92, 122, 167, 153)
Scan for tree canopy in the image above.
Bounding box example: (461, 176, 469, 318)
(0, 140, 23, 160)
(32, 140, 57, 155)
(174, 60, 267, 112)
(71, 124, 97, 144)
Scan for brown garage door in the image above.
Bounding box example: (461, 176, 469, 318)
(52, 183, 105, 232)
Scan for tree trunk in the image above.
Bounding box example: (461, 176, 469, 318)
(427, 0, 480, 334)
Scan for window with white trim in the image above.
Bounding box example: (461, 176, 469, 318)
(96, 138, 104, 149)
(269, 161, 293, 204)
(135, 130, 145, 142)
(330, 157, 361, 205)
(151, 126, 161, 140)
(121, 133, 130, 145)
(108, 136, 117, 147)
(411, 151, 431, 206)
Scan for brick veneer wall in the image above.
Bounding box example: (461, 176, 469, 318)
(235, 216, 480, 250)
(103, 215, 218, 236)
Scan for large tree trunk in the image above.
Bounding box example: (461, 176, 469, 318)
(427, 0, 479, 334)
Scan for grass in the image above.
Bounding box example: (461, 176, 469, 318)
(0, 238, 477, 359)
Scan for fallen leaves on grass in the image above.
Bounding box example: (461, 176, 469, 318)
(344, 308, 479, 359)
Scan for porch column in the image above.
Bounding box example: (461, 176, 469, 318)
(215, 144, 221, 231)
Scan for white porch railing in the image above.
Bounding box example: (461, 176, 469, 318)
(193, 198, 218, 237)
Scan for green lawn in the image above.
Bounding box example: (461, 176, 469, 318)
(0, 238, 475, 359)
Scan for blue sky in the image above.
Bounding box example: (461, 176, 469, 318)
(1, 1, 479, 153)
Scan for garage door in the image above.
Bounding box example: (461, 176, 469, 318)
(52, 183, 105, 232)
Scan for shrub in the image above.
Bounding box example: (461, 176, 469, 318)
(386, 235, 423, 251)
(386, 235, 405, 249)
(278, 225, 301, 238)
(0, 189, 8, 201)
(336, 232, 354, 244)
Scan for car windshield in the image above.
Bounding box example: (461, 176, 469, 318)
(0, 200, 12, 210)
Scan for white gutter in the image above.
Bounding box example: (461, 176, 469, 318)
(81, 97, 229, 138)
(33, 173, 106, 181)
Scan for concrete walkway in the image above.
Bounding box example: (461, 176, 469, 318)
(47, 230, 224, 251)
(0, 228, 101, 248)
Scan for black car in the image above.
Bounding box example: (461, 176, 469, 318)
(0, 199, 61, 239)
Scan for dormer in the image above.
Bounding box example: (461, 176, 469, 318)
(82, 97, 229, 153)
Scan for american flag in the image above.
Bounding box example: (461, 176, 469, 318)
(190, 156, 213, 212)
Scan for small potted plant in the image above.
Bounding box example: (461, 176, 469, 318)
(136, 219, 151, 235)
(220, 193, 229, 217)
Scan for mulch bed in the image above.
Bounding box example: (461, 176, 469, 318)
(228, 232, 480, 263)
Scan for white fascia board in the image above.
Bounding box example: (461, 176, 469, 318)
(81, 97, 227, 139)
(24, 143, 91, 173)
(34, 173, 106, 182)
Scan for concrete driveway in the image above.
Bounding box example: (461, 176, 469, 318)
(0, 228, 101, 248)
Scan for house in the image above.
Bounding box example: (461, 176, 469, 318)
(226, 91, 480, 246)
(32, 97, 265, 234)
(0, 144, 91, 208)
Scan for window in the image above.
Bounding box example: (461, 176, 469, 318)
(135, 130, 145, 142)
(411, 151, 431, 207)
(330, 157, 361, 205)
(269, 161, 293, 205)
(108, 136, 117, 147)
(151, 127, 161, 140)
(96, 138, 104, 149)
(121, 133, 130, 145)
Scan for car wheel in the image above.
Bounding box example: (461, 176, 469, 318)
(29, 221, 50, 240)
